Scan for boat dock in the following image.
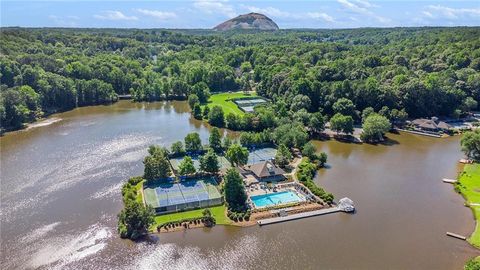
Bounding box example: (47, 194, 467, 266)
(258, 207, 342, 226)
(257, 197, 355, 226)
(442, 178, 457, 184)
(396, 129, 442, 138)
(446, 232, 467, 240)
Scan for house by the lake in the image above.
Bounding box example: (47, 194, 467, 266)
(239, 160, 286, 186)
(411, 117, 452, 133)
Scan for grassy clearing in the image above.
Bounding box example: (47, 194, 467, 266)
(456, 163, 480, 248)
(202, 91, 256, 116)
(133, 180, 144, 204)
(151, 204, 231, 229)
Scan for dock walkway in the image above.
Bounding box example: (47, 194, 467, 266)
(258, 207, 342, 226)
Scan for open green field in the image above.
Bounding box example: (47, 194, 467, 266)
(151, 204, 231, 229)
(457, 163, 480, 248)
(202, 91, 257, 116)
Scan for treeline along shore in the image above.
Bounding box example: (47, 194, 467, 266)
(1, 27, 479, 135)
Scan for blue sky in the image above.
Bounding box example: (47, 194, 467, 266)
(1, 1, 479, 29)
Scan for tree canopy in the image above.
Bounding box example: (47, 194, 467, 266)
(143, 146, 171, 182)
(226, 144, 249, 166)
(223, 168, 247, 212)
(209, 127, 223, 152)
(361, 113, 391, 142)
(2, 27, 479, 133)
(461, 129, 480, 161)
(330, 113, 354, 135)
(178, 156, 196, 175)
(184, 132, 203, 153)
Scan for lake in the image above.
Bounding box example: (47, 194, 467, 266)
(0, 100, 477, 269)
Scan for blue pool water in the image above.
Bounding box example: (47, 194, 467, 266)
(250, 191, 303, 208)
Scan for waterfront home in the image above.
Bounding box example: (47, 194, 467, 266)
(239, 160, 286, 185)
(411, 117, 452, 133)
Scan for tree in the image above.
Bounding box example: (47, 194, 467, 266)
(275, 144, 292, 167)
(209, 127, 222, 152)
(290, 94, 311, 111)
(361, 113, 391, 142)
(179, 156, 196, 175)
(118, 200, 154, 240)
(462, 96, 478, 112)
(208, 105, 225, 127)
(184, 132, 203, 153)
(199, 149, 220, 173)
(226, 144, 249, 166)
(202, 207, 215, 227)
(202, 105, 210, 119)
(361, 107, 375, 123)
(318, 152, 328, 167)
(390, 109, 408, 126)
(226, 113, 241, 130)
(148, 145, 169, 157)
(188, 94, 199, 109)
(223, 136, 233, 149)
(143, 148, 171, 182)
(193, 104, 202, 120)
(308, 112, 325, 133)
(293, 109, 310, 126)
(223, 168, 247, 212)
(301, 142, 317, 160)
(461, 129, 480, 161)
(273, 122, 309, 148)
(191, 82, 210, 103)
(171, 141, 185, 156)
(464, 258, 480, 270)
(333, 98, 356, 118)
(330, 113, 354, 135)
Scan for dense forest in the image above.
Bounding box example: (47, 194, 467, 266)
(1, 27, 479, 132)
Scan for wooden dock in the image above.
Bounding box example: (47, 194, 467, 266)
(442, 178, 457, 184)
(446, 232, 467, 240)
(257, 207, 342, 226)
(396, 129, 442, 138)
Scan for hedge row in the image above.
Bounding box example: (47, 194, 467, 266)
(296, 158, 334, 204)
(227, 210, 251, 222)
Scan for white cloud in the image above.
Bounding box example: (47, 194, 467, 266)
(94, 11, 138, 21)
(244, 6, 293, 18)
(422, 11, 434, 18)
(48, 15, 79, 27)
(243, 5, 335, 23)
(193, 0, 236, 18)
(352, 0, 379, 8)
(135, 9, 177, 20)
(424, 5, 480, 19)
(337, 0, 389, 24)
(306, 12, 335, 23)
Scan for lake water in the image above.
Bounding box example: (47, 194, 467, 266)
(0, 100, 478, 269)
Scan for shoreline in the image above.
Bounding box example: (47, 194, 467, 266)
(153, 202, 326, 234)
(455, 163, 480, 263)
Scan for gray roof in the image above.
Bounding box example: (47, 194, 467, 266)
(244, 160, 285, 178)
(412, 118, 452, 130)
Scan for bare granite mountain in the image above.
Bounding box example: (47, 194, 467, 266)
(213, 13, 279, 31)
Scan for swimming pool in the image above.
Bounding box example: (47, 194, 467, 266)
(250, 191, 303, 208)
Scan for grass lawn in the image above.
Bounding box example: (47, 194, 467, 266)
(457, 163, 480, 248)
(134, 180, 144, 204)
(151, 204, 231, 230)
(202, 91, 257, 116)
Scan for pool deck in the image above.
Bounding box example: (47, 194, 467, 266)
(257, 207, 342, 226)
